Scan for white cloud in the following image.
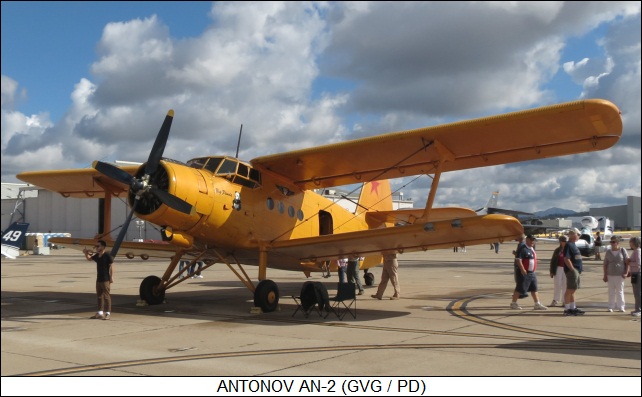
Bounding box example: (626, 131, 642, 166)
(1, 2, 639, 214)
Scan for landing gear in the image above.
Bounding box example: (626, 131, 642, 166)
(140, 275, 165, 305)
(254, 280, 279, 313)
(364, 270, 375, 286)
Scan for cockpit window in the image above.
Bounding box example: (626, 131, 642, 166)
(204, 157, 223, 173)
(187, 157, 208, 169)
(249, 168, 261, 183)
(237, 163, 249, 178)
(189, 156, 261, 188)
(218, 159, 238, 174)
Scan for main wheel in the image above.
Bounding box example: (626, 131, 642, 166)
(364, 271, 375, 286)
(140, 275, 165, 305)
(254, 280, 279, 313)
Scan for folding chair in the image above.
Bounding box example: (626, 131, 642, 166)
(325, 282, 357, 320)
(292, 281, 323, 318)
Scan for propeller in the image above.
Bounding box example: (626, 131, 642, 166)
(93, 110, 194, 257)
(110, 197, 140, 257)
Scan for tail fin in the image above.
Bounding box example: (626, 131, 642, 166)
(1, 222, 29, 259)
(358, 180, 393, 214)
(476, 191, 499, 213)
(358, 181, 392, 269)
(358, 180, 393, 230)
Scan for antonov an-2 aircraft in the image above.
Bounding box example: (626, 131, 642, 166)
(16, 99, 622, 312)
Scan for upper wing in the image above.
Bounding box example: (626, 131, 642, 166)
(251, 99, 622, 190)
(16, 166, 140, 198)
(268, 214, 522, 263)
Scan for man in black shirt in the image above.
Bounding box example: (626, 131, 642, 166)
(83, 240, 114, 320)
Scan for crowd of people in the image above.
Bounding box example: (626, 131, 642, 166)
(327, 230, 641, 316)
(83, 230, 640, 320)
(509, 231, 640, 317)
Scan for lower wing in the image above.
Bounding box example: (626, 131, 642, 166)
(269, 214, 523, 263)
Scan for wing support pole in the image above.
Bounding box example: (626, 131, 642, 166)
(93, 180, 119, 240)
(418, 140, 455, 222)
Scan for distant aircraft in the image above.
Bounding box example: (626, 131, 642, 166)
(537, 216, 615, 257)
(574, 216, 615, 257)
(1, 222, 30, 259)
(475, 191, 532, 218)
(16, 99, 622, 312)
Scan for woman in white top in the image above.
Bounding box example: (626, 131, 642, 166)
(602, 237, 629, 312)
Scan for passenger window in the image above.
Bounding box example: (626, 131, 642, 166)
(266, 198, 274, 210)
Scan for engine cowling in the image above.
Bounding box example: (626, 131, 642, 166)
(132, 160, 214, 232)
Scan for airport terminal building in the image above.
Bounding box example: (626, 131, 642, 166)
(590, 196, 641, 232)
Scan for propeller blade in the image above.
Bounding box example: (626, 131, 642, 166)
(145, 110, 174, 175)
(93, 161, 135, 186)
(110, 197, 139, 257)
(150, 187, 193, 215)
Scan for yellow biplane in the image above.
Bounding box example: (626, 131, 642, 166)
(16, 99, 622, 312)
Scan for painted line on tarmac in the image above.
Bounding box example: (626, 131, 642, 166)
(448, 294, 640, 349)
(20, 341, 634, 377)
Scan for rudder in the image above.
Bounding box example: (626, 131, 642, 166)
(357, 180, 393, 214)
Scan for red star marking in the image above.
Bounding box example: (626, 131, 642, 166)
(370, 181, 380, 196)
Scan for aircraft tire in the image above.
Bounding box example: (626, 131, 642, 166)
(140, 275, 165, 305)
(254, 280, 279, 313)
(364, 272, 375, 286)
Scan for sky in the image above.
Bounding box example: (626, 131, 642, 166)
(1, 1, 640, 213)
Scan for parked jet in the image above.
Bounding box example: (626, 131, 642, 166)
(536, 216, 615, 257)
(16, 99, 622, 312)
(1, 222, 30, 259)
(574, 216, 616, 257)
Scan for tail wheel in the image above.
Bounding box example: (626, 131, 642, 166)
(364, 271, 375, 286)
(254, 280, 279, 313)
(140, 275, 165, 305)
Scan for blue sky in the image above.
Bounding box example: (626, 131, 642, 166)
(1, 1, 640, 213)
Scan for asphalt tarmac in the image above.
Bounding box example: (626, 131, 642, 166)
(2, 242, 640, 383)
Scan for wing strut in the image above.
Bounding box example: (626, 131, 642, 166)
(418, 140, 455, 222)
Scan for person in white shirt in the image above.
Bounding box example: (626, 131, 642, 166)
(602, 237, 628, 312)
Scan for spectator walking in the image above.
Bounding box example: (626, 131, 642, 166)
(510, 235, 547, 310)
(372, 252, 400, 300)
